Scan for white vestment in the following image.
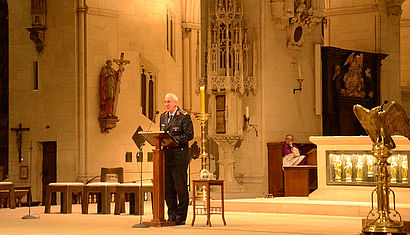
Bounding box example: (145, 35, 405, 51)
(282, 146, 305, 167)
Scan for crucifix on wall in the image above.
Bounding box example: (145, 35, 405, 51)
(11, 123, 30, 162)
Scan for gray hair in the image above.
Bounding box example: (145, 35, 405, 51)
(164, 93, 178, 102)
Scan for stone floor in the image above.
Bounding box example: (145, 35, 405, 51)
(0, 201, 365, 235)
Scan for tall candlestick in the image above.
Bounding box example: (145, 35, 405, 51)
(245, 106, 249, 119)
(200, 86, 205, 114)
(298, 65, 301, 78)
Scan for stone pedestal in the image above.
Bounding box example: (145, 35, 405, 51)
(213, 136, 244, 192)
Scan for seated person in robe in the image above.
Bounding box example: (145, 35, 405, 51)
(282, 134, 307, 167)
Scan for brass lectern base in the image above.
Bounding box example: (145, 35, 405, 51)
(143, 220, 176, 227)
(362, 218, 407, 235)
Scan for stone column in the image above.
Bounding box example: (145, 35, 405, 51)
(182, 26, 192, 111)
(380, 0, 405, 103)
(213, 136, 244, 192)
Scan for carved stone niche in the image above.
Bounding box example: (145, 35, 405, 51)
(98, 118, 119, 134)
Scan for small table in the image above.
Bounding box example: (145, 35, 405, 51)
(191, 180, 226, 227)
(283, 165, 317, 196)
(0, 182, 16, 209)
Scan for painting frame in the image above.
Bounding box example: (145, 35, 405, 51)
(20, 166, 29, 180)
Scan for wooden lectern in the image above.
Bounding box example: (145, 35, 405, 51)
(138, 131, 177, 227)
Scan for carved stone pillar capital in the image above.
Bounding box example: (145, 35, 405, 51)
(385, 0, 405, 16)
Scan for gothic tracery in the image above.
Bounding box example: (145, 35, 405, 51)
(205, 0, 255, 96)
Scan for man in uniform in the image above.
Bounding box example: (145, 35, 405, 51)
(160, 93, 194, 225)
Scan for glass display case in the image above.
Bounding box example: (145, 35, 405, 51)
(327, 151, 409, 186)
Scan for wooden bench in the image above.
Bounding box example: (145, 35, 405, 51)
(44, 183, 84, 214)
(267, 142, 317, 197)
(283, 165, 317, 197)
(0, 182, 16, 209)
(82, 182, 119, 214)
(0, 189, 28, 208)
(114, 183, 153, 215)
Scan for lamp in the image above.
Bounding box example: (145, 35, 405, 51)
(243, 106, 258, 136)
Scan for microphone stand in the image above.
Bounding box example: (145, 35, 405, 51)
(22, 141, 39, 219)
(132, 111, 159, 228)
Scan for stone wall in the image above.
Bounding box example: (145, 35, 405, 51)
(9, 0, 202, 201)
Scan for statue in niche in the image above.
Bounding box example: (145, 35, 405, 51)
(99, 60, 123, 119)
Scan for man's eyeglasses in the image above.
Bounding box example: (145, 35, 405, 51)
(285, 138, 294, 141)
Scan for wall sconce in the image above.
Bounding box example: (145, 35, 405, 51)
(293, 78, 304, 94)
(243, 106, 258, 136)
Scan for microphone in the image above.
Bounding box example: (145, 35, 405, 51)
(147, 111, 160, 132)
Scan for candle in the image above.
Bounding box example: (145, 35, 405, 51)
(298, 65, 301, 78)
(200, 86, 205, 114)
(245, 106, 249, 119)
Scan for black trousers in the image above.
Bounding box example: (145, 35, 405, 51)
(165, 163, 189, 221)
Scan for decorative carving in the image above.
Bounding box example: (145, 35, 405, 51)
(386, 0, 405, 16)
(270, 0, 323, 49)
(340, 53, 365, 98)
(205, 0, 256, 95)
(332, 52, 376, 99)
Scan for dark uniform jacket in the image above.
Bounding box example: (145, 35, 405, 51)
(160, 107, 194, 166)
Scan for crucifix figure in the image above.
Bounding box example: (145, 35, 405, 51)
(112, 52, 130, 116)
(290, 58, 297, 69)
(11, 123, 30, 162)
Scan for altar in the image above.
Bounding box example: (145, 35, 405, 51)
(309, 136, 410, 203)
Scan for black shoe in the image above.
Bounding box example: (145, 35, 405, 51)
(175, 220, 185, 225)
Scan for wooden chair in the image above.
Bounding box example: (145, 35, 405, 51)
(101, 167, 124, 183)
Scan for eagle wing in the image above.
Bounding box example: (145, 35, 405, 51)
(380, 101, 410, 144)
(353, 104, 379, 144)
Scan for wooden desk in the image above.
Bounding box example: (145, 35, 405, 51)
(191, 180, 226, 227)
(283, 165, 317, 197)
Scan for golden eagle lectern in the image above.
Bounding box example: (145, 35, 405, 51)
(353, 101, 410, 235)
(354, 101, 410, 149)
